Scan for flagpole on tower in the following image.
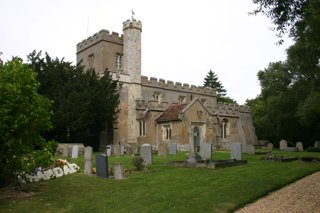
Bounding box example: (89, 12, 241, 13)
(131, 9, 135, 21)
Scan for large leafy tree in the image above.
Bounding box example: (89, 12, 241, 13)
(27, 51, 119, 149)
(0, 58, 56, 186)
(249, 0, 320, 147)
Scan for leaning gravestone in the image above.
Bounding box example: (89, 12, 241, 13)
(113, 144, 121, 156)
(71, 145, 79, 158)
(140, 144, 152, 165)
(84, 146, 93, 175)
(158, 144, 167, 156)
(96, 154, 108, 178)
(267, 143, 274, 151)
(114, 163, 124, 180)
(230, 143, 242, 160)
(168, 143, 177, 155)
(200, 143, 212, 160)
(279, 140, 288, 151)
(296, 142, 303, 151)
(314, 141, 320, 148)
(62, 144, 68, 157)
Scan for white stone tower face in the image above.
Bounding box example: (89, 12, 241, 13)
(122, 19, 142, 144)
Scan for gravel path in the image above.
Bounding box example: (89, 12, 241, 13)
(236, 171, 320, 213)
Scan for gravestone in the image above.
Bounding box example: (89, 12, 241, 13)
(296, 142, 303, 151)
(168, 143, 177, 155)
(187, 152, 197, 165)
(243, 144, 255, 154)
(314, 141, 320, 148)
(125, 146, 133, 156)
(158, 144, 167, 156)
(62, 144, 68, 157)
(200, 143, 212, 160)
(96, 154, 108, 178)
(230, 143, 242, 160)
(140, 144, 152, 165)
(267, 143, 274, 151)
(120, 145, 125, 155)
(113, 144, 121, 156)
(84, 146, 93, 175)
(279, 140, 288, 151)
(71, 145, 79, 158)
(114, 163, 124, 180)
(106, 145, 112, 156)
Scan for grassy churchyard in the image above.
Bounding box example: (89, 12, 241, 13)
(1, 150, 320, 213)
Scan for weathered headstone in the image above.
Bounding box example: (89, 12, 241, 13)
(158, 143, 167, 156)
(267, 143, 274, 151)
(168, 143, 177, 155)
(296, 142, 303, 151)
(114, 163, 124, 180)
(71, 145, 79, 158)
(314, 141, 320, 148)
(125, 146, 133, 155)
(140, 144, 152, 165)
(200, 143, 212, 160)
(106, 145, 112, 156)
(230, 143, 242, 160)
(120, 145, 125, 155)
(279, 140, 288, 151)
(62, 144, 68, 157)
(113, 144, 121, 156)
(84, 146, 93, 175)
(96, 154, 108, 178)
(243, 144, 255, 154)
(187, 152, 197, 166)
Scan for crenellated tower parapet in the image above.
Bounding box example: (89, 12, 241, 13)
(76, 30, 123, 53)
(141, 76, 216, 96)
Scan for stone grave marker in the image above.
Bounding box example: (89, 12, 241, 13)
(243, 144, 255, 154)
(106, 145, 112, 156)
(114, 163, 124, 180)
(314, 141, 320, 148)
(267, 143, 274, 151)
(113, 144, 121, 156)
(200, 143, 212, 160)
(62, 144, 68, 157)
(140, 144, 152, 165)
(230, 143, 242, 160)
(71, 145, 79, 158)
(96, 154, 108, 178)
(120, 145, 125, 155)
(84, 146, 93, 175)
(279, 140, 288, 151)
(158, 143, 167, 156)
(296, 142, 303, 151)
(168, 143, 177, 155)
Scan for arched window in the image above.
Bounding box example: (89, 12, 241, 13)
(221, 119, 229, 139)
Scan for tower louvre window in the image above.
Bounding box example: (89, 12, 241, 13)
(88, 54, 94, 69)
(115, 54, 122, 69)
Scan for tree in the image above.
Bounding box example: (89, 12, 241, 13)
(0, 58, 56, 186)
(27, 51, 119, 149)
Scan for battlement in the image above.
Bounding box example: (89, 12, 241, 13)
(217, 102, 251, 113)
(123, 19, 142, 31)
(141, 76, 216, 96)
(76, 29, 123, 53)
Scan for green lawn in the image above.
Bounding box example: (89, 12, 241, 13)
(1, 150, 320, 213)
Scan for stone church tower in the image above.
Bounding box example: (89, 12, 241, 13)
(118, 19, 142, 145)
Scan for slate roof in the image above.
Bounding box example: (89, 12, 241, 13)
(155, 103, 188, 123)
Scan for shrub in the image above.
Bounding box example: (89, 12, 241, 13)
(132, 156, 144, 171)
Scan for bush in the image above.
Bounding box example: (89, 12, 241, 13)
(307, 147, 320, 152)
(132, 156, 144, 171)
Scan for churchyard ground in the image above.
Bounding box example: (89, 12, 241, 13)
(1, 150, 320, 212)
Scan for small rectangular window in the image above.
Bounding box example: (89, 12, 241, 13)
(115, 54, 122, 69)
(139, 120, 146, 136)
(88, 54, 94, 69)
(162, 124, 172, 140)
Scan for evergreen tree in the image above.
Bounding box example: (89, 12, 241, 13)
(203, 70, 227, 97)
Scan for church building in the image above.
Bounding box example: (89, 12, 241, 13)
(76, 17, 257, 152)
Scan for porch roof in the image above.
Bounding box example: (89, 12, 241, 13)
(155, 103, 188, 123)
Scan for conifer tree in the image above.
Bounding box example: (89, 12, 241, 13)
(203, 69, 227, 97)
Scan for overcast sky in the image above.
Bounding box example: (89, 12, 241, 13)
(0, 0, 292, 104)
